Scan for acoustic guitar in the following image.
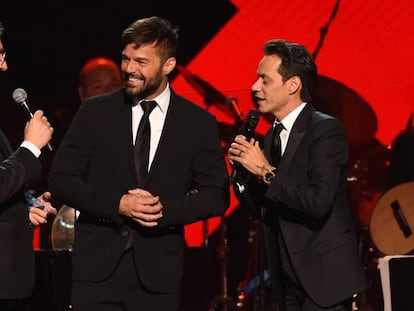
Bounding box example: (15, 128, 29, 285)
(369, 182, 414, 255)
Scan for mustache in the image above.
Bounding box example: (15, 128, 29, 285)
(123, 72, 144, 80)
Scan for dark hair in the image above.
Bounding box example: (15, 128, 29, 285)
(121, 16, 179, 62)
(263, 39, 317, 102)
(0, 20, 4, 37)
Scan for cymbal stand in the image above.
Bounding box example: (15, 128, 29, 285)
(208, 215, 238, 311)
(209, 110, 250, 310)
(255, 211, 268, 311)
(203, 219, 209, 247)
(236, 216, 270, 311)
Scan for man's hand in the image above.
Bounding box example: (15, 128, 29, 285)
(24, 110, 54, 150)
(119, 188, 163, 227)
(29, 191, 57, 226)
(228, 135, 273, 176)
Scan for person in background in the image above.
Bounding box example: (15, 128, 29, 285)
(54, 56, 123, 132)
(0, 20, 56, 311)
(228, 39, 366, 310)
(49, 16, 229, 310)
(78, 56, 123, 101)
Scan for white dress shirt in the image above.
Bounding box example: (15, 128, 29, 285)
(275, 102, 307, 155)
(132, 84, 170, 170)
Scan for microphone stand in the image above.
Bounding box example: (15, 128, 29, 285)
(229, 132, 272, 310)
(208, 215, 238, 311)
(203, 219, 209, 247)
(256, 208, 268, 311)
(235, 212, 270, 311)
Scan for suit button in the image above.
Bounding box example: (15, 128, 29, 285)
(122, 230, 129, 236)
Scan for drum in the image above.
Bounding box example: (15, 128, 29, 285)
(51, 205, 79, 250)
(347, 139, 391, 228)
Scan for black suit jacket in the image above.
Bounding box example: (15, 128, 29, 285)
(49, 89, 230, 293)
(245, 104, 366, 308)
(0, 130, 40, 299)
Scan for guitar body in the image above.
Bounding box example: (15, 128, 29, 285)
(370, 182, 414, 255)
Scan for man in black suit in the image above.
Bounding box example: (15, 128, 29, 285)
(228, 39, 366, 310)
(0, 20, 55, 311)
(49, 16, 229, 311)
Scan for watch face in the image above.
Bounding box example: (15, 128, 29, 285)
(264, 172, 275, 184)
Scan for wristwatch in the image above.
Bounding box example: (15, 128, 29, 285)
(256, 164, 276, 185)
(262, 169, 276, 185)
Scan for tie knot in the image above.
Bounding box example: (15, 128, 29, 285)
(141, 100, 157, 115)
(273, 122, 284, 136)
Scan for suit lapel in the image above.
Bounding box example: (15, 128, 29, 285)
(281, 130, 305, 167)
(279, 104, 313, 168)
(116, 92, 136, 180)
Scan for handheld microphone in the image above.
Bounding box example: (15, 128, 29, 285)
(12, 88, 53, 151)
(231, 109, 260, 188)
(240, 109, 260, 141)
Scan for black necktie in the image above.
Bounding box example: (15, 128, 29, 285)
(134, 100, 157, 185)
(270, 122, 284, 166)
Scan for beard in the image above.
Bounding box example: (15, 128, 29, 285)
(124, 67, 164, 100)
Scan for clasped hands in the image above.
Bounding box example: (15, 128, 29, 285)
(119, 188, 163, 227)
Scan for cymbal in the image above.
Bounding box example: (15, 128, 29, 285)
(312, 76, 377, 148)
(177, 65, 243, 122)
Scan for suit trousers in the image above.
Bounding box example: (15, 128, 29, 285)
(71, 248, 180, 311)
(284, 279, 352, 311)
(279, 234, 352, 311)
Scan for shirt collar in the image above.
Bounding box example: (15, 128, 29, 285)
(275, 102, 307, 132)
(136, 83, 171, 113)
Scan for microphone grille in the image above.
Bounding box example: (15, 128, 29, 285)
(245, 109, 260, 128)
(12, 88, 27, 104)
(243, 109, 260, 140)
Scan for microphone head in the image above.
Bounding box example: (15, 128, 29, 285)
(243, 109, 260, 139)
(12, 88, 27, 104)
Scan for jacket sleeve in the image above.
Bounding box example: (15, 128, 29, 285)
(156, 112, 230, 228)
(48, 99, 126, 224)
(0, 147, 41, 204)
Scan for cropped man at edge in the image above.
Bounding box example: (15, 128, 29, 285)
(49, 16, 229, 311)
(228, 39, 366, 311)
(0, 20, 56, 311)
